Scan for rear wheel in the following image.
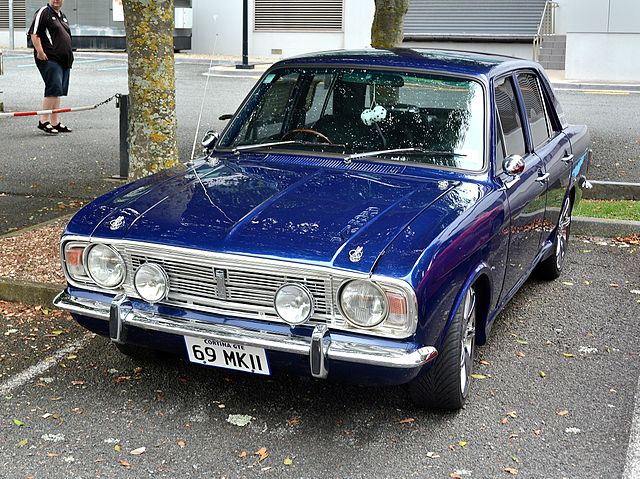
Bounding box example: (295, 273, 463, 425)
(536, 195, 572, 280)
(408, 286, 477, 410)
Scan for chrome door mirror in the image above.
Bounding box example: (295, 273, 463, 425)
(503, 154, 525, 176)
(201, 130, 219, 150)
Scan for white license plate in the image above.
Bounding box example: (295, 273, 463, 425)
(184, 336, 270, 375)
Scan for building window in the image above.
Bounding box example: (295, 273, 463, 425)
(0, 0, 26, 29)
(254, 0, 343, 32)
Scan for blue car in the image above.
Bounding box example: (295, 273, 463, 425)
(54, 49, 590, 409)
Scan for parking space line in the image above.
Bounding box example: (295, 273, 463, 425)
(624, 374, 640, 478)
(0, 333, 93, 397)
(3, 54, 33, 60)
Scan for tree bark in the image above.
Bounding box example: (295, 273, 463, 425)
(371, 0, 409, 49)
(123, 0, 180, 179)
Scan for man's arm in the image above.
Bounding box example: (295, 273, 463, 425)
(31, 34, 47, 61)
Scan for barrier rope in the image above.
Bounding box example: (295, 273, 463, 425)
(0, 94, 119, 118)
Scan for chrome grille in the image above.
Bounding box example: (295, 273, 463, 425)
(115, 244, 344, 326)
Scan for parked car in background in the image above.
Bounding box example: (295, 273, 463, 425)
(54, 49, 590, 409)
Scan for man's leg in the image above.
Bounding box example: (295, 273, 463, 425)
(50, 97, 61, 126)
(41, 97, 57, 124)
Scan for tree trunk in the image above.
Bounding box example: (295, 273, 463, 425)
(371, 0, 409, 49)
(123, 0, 180, 179)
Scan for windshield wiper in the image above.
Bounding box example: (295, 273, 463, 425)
(230, 140, 299, 154)
(346, 148, 466, 163)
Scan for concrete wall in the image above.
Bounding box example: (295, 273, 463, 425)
(403, 41, 534, 60)
(191, 0, 375, 58)
(555, 0, 640, 81)
(0, 31, 27, 49)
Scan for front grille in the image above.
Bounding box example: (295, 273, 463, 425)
(114, 244, 349, 326)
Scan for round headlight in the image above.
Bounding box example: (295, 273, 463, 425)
(339, 280, 388, 328)
(86, 244, 126, 288)
(274, 284, 314, 325)
(134, 263, 169, 303)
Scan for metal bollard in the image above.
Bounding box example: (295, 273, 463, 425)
(115, 94, 129, 179)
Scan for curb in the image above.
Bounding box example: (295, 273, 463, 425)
(572, 216, 640, 238)
(551, 82, 640, 93)
(0, 278, 62, 307)
(583, 180, 640, 201)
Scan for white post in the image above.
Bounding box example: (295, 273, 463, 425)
(9, 0, 15, 50)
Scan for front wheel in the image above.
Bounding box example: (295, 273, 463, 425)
(536, 195, 572, 280)
(408, 286, 477, 410)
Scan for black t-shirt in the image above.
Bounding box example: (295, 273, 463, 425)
(28, 4, 74, 69)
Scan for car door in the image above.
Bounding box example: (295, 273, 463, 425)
(515, 71, 573, 240)
(494, 75, 548, 298)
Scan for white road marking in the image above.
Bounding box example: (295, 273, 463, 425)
(623, 374, 640, 479)
(0, 333, 93, 397)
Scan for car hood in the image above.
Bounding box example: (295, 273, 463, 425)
(80, 157, 458, 274)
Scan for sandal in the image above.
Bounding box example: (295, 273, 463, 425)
(53, 123, 72, 133)
(40, 122, 59, 135)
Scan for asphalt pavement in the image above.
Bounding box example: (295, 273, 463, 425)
(0, 238, 638, 478)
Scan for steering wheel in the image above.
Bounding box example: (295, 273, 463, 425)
(282, 128, 333, 144)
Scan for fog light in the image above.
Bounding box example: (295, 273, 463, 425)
(134, 263, 169, 303)
(274, 284, 313, 325)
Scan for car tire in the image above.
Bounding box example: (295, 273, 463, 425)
(536, 195, 572, 281)
(408, 286, 477, 410)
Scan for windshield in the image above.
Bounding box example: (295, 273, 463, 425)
(218, 67, 485, 171)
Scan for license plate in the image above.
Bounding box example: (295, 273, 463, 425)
(184, 336, 270, 375)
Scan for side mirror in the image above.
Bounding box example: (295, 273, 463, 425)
(503, 154, 525, 176)
(201, 130, 219, 150)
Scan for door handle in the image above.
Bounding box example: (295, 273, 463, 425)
(535, 173, 550, 183)
(562, 154, 574, 164)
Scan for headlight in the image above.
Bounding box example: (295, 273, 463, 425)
(134, 263, 169, 303)
(339, 280, 388, 328)
(274, 284, 314, 325)
(85, 244, 126, 288)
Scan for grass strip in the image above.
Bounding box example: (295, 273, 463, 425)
(574, 199, 640, 222)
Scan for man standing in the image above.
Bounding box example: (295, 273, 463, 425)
(28, 0, 74, 135)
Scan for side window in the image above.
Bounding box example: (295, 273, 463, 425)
(494, 76, 526, 168)
(517, 72, 551, 148)
(305, 75, 333, 125)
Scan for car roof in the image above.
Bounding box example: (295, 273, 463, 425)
(274, 48, 537, 80)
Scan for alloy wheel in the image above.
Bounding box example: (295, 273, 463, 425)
(459, 287, 477, 397)
(556, 197, 572, 270)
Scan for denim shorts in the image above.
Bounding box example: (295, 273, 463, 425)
(36, 60, 70, 97)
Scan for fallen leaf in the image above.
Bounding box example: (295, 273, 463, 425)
(504, 467, 518, 475)
(239, 450, 248, 458)
(50, 396, 62, 401)
(255, 447, 269, 462)
(177, 440, 185, 448)
(457, 441, 467, 447)
(506, 411, 517, 418)
(71, 380, 85, 386)
(114, 444, 122, 452)
(66, 355, 77, 360)
(516, 351, 525, 358)
(539, 370, 546, 378)
(562, 353, 574, 358)
(511, 455, 520, 463)
(515, 339, 528, 345)
(130, 447, 146, 455)
(399, 417, 415, 424)
(471, 373, 489, 379)
(557, 410, 569, 417)
(283, 457, 293, 465)
(18, 439, 28, 447)
(286, 417, 300, 426)
(426, 451, 440, 458)
(561, 281, 574, 286)
(13, 419, 24, 427)
(479, 360, 490, 366)
(533, 429, 542, 436)
(227, 414, 253, 427)
(500, 418, 509, 425)
(119, 459, 131, 468)
(449, 474, 463, 479)
(47, 453, 59, 457)
(50, 329, 63, 336)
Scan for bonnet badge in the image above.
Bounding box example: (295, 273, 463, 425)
(109, 216, 125, 231)
(349, 246, 364, 263)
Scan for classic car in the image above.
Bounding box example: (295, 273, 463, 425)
(54, 49, 590, 409)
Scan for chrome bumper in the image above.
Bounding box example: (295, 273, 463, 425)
(54, 291, 438, 378)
